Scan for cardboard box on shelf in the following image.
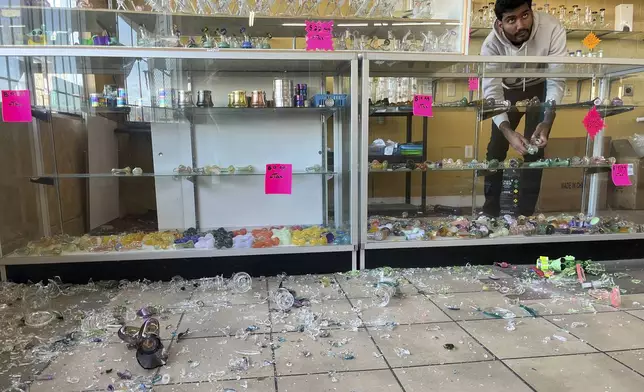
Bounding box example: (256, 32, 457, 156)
(536, 137, 610, 213)
(607, 138, 644, 210)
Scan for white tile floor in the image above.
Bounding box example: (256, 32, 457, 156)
(8, 268, 644, 391)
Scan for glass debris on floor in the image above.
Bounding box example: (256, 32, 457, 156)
(1, 260, 644, 391)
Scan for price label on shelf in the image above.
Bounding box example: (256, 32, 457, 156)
(468, 77, 479, 92)
(265, 163, 293, 195)
(2, 90, 31, 123)
(611, 163, 632, 187)
(413, 94, 433, 117)
(305, 20, 334, 51)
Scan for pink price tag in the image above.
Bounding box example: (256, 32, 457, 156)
(582, 106, 605, 139)
(305, 20, 334, 51)
(610, 286, 621, 308)
(468, 77, 479, 92)
(265, 164, 292, 195)
(2, 90, 32, 122)
(413, 94, 433, 117)
(612, 164, 632, 187)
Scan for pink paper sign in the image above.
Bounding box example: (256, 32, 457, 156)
(2, 90, 32, 122)
(305, 20, 334, 51)
(265, 164, 293, 195)
(582, 106, 605, 139)
(610, 286, 621, 308)
(468, 77, 479, 91)
(413, 94, 433, 117)
(612, 164, 632, 187)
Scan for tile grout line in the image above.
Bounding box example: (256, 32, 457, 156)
(337, 276, 409, 392)
(540, 314, 644, 379)
(264, 279, 279, 392)
(410, 278, 539, 392)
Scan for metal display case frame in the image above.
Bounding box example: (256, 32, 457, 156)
(0, 47, 360, 279)
(360, 53, 644, 268)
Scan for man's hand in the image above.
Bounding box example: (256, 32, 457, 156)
(499, 122, 528, 155)
(531, 122, 551, 148)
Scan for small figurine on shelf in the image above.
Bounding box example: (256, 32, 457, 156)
(186, 36, 197, 48)
(116, 0, 127, 10)
(26, 25, 47, 45)
(76, 0, 92, 8)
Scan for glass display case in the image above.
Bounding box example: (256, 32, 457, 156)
(0, 0, 470, 53)
(0, 48, 359, 270)
(360, 53, 644, 264)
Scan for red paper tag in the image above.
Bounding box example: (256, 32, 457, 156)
(265, 164, 292, 194)
(610, 286, 621, 308)
(305, 20, 334, 51)
(583, 106, 605, 139)
(2, 90, 32, 122)
(611, 164, 632, 187)
(413, 95, 433, 117)
(576, 263, 586, 283)
(468, 77, 479, 92)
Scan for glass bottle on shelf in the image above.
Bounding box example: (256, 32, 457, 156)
(572, 5, 580, 29)
(591, 11, 598, 29)
(543, 3, 549, 15)
(481, 6, 489, 27)
(487, 3, 495, 25)
(584, 6, 592, 28)
(475, 9, 484, 27)
(599, 8, 607, 28)
(559, 5, 566, 25)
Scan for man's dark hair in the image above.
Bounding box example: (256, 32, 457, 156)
(494, 0, 531, 21)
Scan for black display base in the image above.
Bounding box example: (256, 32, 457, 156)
(364, 239, 644, 270)
(6, 251, 354, 284)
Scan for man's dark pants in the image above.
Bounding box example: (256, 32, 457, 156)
(482, 82, 546, 217)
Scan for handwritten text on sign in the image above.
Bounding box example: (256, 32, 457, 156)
(413, 95, 433, 117)
(305, 20, 334, 51)
(612, 163, 632, 187)
(265, 164, 293, 195)
(468, 77, 479, 92)
(2, 90, 31, 123)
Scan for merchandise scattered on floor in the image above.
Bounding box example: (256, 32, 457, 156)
(2, 260, 644, 391)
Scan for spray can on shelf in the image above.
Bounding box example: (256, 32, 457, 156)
(89, 93, 100, 108)
(117, 88, 127, 107)
(157, 88, 170, 108)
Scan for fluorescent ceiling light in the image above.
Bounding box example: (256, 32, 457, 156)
(373, 22, 389, 26)
(391, 22, 441, 26)
(337, 23, 368, 27)
(282, 23, 307, 26)
(445, 22, 462, 26)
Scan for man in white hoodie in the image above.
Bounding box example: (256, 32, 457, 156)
(481, 0, 566, 217)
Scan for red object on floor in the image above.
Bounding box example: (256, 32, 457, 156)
(531, 266, 546, 278)
(494, 262, 511, 268)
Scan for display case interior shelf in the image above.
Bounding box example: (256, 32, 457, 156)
(3, 6, 463, 39)
(470, 27, 644, 41)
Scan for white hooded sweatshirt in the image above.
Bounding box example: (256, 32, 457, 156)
(481, 11, 567, 127)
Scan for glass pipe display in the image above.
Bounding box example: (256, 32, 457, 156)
(471, 3, 611, 30)
(73, 0, 433, 19)
(334, 28, 457, 53)
(368, 155, 616, 171)
(14, 226, 351, 256)
(368, 213, 644, 242)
